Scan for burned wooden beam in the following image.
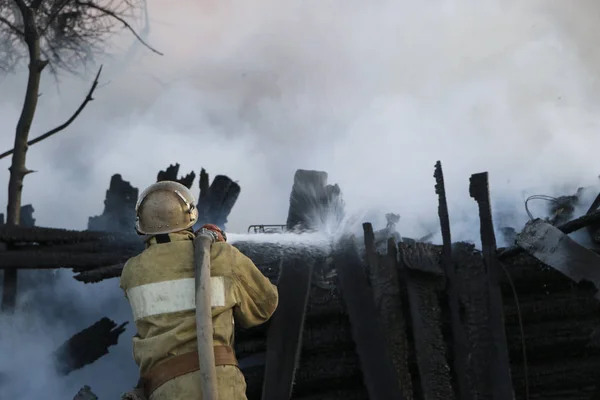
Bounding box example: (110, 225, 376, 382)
(363, 223, 413, 399)
(469, 172, 514, 400)
(156, 163, 196, 189)
(286, 170, 344, 232)
(515, 219, 600, 297)
(88, 174, 138, 233)
(196, 174, 241, 230)
(74, 263, 125, 283)
(73, 241, 299, 283)
(262, 255, 313, 400)
(334, 235, 405, 400)
(54, 317, 128, 375)
(434, 161, 471, 400)
(73, 386, 98, 400)
(399, 242, 454, 400)
(0, 224, 134, 245)
(453, 242, 494, 398)
(0, 250, 130, 270)
(0, 204, 35, 227)
(199, 168, 210, 200)
(499, 209, 600, 260)
(15, 239, 143, 254)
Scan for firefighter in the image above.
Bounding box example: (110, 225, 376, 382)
(120, 180, 279, 400)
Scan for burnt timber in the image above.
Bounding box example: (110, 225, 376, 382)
(1, 165, 600, 399)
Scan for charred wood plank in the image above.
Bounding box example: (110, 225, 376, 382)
(515, 219, 600, 298)
(245, 349, 364, 400)
(73, 386, 98, 400)
(54, 317, 128, 375)
(0, 224, 135, 245)
(334, 235, 405, 400)
(74, 263, 125, 283)
(453, 242, 494, 399)
(72, 242, 321, 283)
(499, 209, 600, 260)
(262, 255, 313, 400)
(469, 172, 514, 400)
(199, 168, 210, 200)
(363, 223, 413, 399)
(511, 356, 600, 398)
(503, 286, 599, 325)
(0, 204, 35, 227)
(236, 314, 355, 359)
(399, 242, 454, 400)
(197, 174, 241, 230)
(156, 163, 195, 189)
(19, 240, 142, 254)
(434, 161, 471, 400)
(505, 316, 600, 364)
(88, 174, 138, 233)
(286, 170, 344, 232)
(0, 250, 130, 270)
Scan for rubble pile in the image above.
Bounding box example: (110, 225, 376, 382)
(2, 163, 600, 399)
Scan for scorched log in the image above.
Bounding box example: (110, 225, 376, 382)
(0, 225, 132, 244)
(0, 250, 130, 270)
(156, 163, 195, 189)
(363, 224, 413, 400)
(399, 242, 454, 400)
(54, 317, 128, 375)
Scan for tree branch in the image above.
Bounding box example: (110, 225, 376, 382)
(30, 0, 45, 9)
(39, 0, 71, 35)
(77, 0, 163, 56)
(12, 0, 28, 11)
(0, 65, 103, 160)
(0, 14, 25, 36)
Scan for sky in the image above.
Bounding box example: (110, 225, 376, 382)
(2, 0, 600, 398)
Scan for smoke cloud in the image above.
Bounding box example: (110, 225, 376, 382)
(2, 0, 600, 398)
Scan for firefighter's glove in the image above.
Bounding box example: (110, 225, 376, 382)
(196, 223, 227, 242)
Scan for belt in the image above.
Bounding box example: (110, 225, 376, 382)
(140, 345, 238, 397)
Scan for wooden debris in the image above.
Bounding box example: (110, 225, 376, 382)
(286, 170, 344, 231)
(73, 385, 98, 400)
(74, 263, 125, 283)
(197, 174, 241, 229)
(499, 209, 600, 260)
(469, 172, 514, 400)
(334, 235, 405, 400)
(54, 317, 128, 375)
(156, 163, 195, 188)
(262, 255, 313, 400)
(434, 161, 471, 400)
(516, 219, 600, 297)
(0, 224, 134, 245)
(400, 242, 454, 400)
(0, 250, 131, 270)
(363, 223, 413, 399)
(0, 204, 35, 227)
(88, 174, 138, 233)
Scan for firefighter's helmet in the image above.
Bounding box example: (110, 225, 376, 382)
(135, 181, 198, 235)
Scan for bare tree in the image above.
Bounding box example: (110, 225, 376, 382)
(0, 0, 161, 312)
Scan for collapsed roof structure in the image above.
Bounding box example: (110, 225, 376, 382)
(1, 162, 600, 399)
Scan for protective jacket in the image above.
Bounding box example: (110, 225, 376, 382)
(120, 230, 279, 399)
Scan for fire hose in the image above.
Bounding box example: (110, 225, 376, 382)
(194, 229, 219, 400)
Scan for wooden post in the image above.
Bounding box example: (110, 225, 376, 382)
(434, 161, 472, 400)
(334, 234, 405, 400)
(261, 255, 313, 400)
(399, 242, 454, 400)
(363, 223, 414, 399)
(469, 172, 515, 400)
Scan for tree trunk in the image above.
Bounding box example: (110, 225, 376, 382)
(2, 3, 47, 312)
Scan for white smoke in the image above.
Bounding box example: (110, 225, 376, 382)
(2, 0, 600, 398)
